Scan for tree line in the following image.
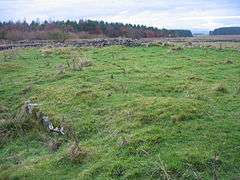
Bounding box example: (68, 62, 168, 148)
(0, 19, 193, 41)
(210, 27, 240, 35)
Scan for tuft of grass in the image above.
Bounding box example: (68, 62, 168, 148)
(171, 46, 184, 51)
(224, 59, 234, 64)
(40, 48, 54, 58)
(47, 140, 62, 152)
(20, 84, 32, 95)
(68, 143, 88, 163)
(171, 114, 186, 122)
(237, 85, 240, 95)
(213, 83, 228, 93)
(68, 51, 93, 71)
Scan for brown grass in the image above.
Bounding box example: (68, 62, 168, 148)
(68, 143, 87, 163)
(70, 52, 92, 71)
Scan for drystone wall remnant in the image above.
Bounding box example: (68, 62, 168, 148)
(24, 100, 64, 135)
(0, 38, 145, 51)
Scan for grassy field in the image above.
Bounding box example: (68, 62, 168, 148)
(0, 45, 240, 179)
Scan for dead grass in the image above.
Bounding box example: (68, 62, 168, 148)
(70, 52, 92, 71)
(68, 143, 87, 163)
(1, 50, 18, 62)
(47, 140, 62, 152)
(171, 114, 186, 123)
(0, 63, 23, 73)
(40, 48, 55, 58)
(75, 89, 99, 101)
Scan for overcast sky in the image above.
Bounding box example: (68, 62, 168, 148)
(0, 0, 240, 33)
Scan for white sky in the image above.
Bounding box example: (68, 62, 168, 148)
(0, 0, 240, 33)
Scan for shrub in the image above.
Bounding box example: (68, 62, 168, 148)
(0, 30, 6, 39)
(1, 30, 50, 41)
(47, 30, 68, 42)
(5, 30, 26, 41)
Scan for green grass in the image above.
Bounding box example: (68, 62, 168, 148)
(0, 45, 240, 179)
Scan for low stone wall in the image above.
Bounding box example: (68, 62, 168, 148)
(0, 38, 146, 51)
(1, 36, 240, 51)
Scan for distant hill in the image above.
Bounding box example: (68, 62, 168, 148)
(210, 27, 240, 35)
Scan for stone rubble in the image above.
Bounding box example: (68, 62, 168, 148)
(24, 100, 64, 135)
(0, 38, 146, 51)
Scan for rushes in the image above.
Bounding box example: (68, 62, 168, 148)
(57, 51, 92, 74)
(70, 52, 92, 71)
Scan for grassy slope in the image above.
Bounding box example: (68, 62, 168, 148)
(0, 45, 239, 179)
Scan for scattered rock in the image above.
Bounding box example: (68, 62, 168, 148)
(186, 41, 193, 46)
(25, 101, 38, 114)
(0, 38, 144, 51)
(24, 100, 64, 134)
(171, 46, 184, 51)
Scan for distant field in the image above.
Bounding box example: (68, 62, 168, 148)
(0, 45, 240, 179)
(1, 35, 240, 51)
(145, 35, 240, 42)
(145, 35, 240, 49)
